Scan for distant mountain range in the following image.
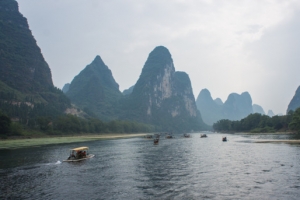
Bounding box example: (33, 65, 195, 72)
(195, 89, 272, 125)
(2, 0, 300, 132)
(63, 46, 207, 132)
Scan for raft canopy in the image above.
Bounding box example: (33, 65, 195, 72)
(71, 147, 89, 151)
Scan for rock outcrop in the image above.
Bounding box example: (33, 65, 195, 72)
(196, 89, 222, 125)
(122, 85, 134, 95)
(267, 110, 274, 117)
(287, 86, 300, 113)
(252, 104, 265, 115)
(62, 83, 70, 93)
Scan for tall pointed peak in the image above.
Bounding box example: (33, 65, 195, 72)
(92, 55, 105, 66)
(140, 46, 174, 77)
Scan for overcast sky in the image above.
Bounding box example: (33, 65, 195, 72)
(17, 0, 300, 115)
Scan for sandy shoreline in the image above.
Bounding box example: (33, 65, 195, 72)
(0, 133, 147, 149)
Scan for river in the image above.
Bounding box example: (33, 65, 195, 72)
(1, 132, 300, 199)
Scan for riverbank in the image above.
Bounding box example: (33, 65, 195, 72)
(216, 131, 297, 135)
(238, 131, 297, 135)
(218, 132, 300, 144)
(254, 140, 300, 144)
(0, 133, 147, 149)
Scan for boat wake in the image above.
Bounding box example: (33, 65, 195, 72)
(45, 161, 62, 166)
(55, 161, 62, 165)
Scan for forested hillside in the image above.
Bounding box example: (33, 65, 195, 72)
(66, 55, 122, 120)
(213, 109, 300, 133)
(0, 0, 71, 127)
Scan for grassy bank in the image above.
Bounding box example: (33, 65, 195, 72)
(0, 133, 147, 149)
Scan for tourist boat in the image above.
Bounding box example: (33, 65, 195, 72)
(200, 134, 207, 138)
(63, 146, 94, 162)
(222, 137, 227, 142)
(153, 138, 159, 144)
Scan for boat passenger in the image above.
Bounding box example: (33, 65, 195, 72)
(68, 152, 75, 159)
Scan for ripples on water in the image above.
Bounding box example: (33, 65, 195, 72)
(1, 133, 300, 199)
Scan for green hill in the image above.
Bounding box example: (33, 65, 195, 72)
(66, 55, 122, 120)
(0, 0, 70, 127)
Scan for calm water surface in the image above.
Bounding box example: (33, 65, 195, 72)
(1, 133, 300, 199)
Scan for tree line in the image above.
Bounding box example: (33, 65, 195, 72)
(0, 111, 155, 138)
(0, 90, 155, 137)
(213, 108, 300, 133)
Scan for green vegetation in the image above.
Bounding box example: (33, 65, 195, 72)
(0, 0, 155, 138)
(0, 134, 147, 149)
(0, 0, 53, 92)
(0, 111, 11, 136)
(0, 88, 70, 122)
(288, 109, 300, 132)
(0, 0, 74, 138)
(66, 56, 123, 121)
(0, 84, 151, 138)
(213, 108, 300, 133)
(0, 110, 155, 138)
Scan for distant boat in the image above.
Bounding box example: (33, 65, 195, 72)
(166, 134, 173, 139)
(63, 147, 94, 162)
(153, 138, 159, 145)
(145, 134, 153, 139)
(200, 134, 207, 138)
(222, 137, 227, 142)
(183, 133, 191, 138)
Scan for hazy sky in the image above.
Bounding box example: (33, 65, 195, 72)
(17, 0, 300, 115)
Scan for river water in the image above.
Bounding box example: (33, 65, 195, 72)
(1, 133, 300, 200)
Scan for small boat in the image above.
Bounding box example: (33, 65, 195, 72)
(165, 134, 173, 139)
(145, 134, 153, 139)
(222, 137, 227, 142)
(63, 146, 94, 162)
(183, 133, 191, 138)
(200, 134, 207, 138)
(153, 138, 159, 144)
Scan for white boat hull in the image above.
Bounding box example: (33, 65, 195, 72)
(63, 154, 95, 162)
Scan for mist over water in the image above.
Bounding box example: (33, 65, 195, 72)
(1, 133, 300, 199)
